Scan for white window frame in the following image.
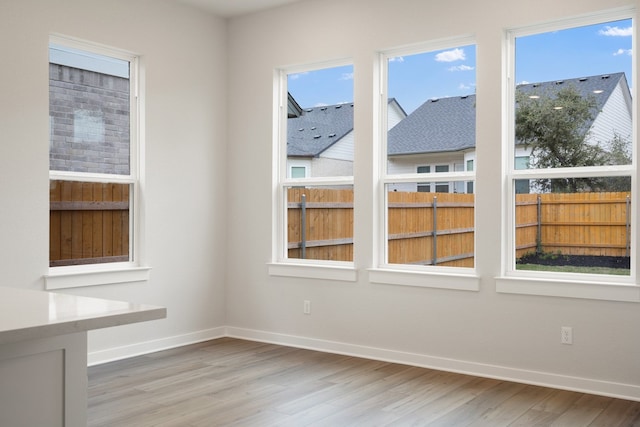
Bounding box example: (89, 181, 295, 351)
(268, 60, 357, 282)
(497, 9, 640, 302)
(369, 38, 479, 291)
(45, 35, 149, 289)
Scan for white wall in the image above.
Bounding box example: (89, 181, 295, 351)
(0, 0, 228, 361)
(226, 0, 640, 399)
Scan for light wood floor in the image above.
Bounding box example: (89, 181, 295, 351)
(88, 337, 640, 426)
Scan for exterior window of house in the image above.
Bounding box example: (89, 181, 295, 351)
(274, 62, 355, 266)
(417, 166, 431, 192)
(506, 12, 634, 281)
(466, 160, 474, 194)
(290, 166, 307, 178)
(381, 39, 476, 271)
(48, 37, 140, 273)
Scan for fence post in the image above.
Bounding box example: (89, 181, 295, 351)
(626, 194, 631, 257)
(536, 195, 542, 254)
(300, 193, 307, 259)
(432, 196, 437, 266)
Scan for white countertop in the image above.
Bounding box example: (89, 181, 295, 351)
(0, 286, 166, 345)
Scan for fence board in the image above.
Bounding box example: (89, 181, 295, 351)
(286, 189, 630, 265)
(49, 180, 129, 267)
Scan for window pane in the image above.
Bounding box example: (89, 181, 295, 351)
(384, 44, 476, 270)
(290, 166, 306, 178)
(49, 180, 131, 267)
(511, 17, 633, 277)
(387, 186, 474, 268)
(387, 45, 476, 177)
(514, 19, 632, 170)
(49, 45, 130, 175)
(515, 177, 631, 276)
(286, 65, 354, 178)
(286, 185, 353, 262)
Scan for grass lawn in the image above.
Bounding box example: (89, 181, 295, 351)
(516, 264, 630, 276)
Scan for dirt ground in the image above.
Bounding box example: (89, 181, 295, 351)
(517, 253, 630, 269)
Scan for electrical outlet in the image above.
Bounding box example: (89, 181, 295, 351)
(561, 326, 573, 345)
(303, 300, 311, 315)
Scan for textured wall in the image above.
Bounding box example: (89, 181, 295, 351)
(49, 64, 130, 175)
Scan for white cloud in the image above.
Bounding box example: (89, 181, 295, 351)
(598, 26, 632, 36)
(448, 64, 475, 72)
(435, 48, 466, 62)
(388, 56, 405, 62)
(340, 72, 354, 80)
(613, 48, 632, 56)
(314, 102, 329, 107)
(458, 83, 472, 90)
(288, 71, 309, 80)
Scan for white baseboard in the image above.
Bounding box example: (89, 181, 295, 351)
(87, 327, 226, 366)
(226, 326, 640, 402)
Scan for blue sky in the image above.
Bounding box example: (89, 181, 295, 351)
(287, 18, 632, 115)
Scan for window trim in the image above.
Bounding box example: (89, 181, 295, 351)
(45, 35, 147, 289)
(270, 60, 357, 281)
(375, 37, 479, 289)
(499, 8, 638, 300)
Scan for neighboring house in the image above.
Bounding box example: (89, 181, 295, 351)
(287, 99, 406, 178)
(387, 72, 632, 193)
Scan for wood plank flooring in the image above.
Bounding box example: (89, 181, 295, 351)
(88, 338, 640, 426)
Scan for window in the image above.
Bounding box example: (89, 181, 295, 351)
(504, 12, 634, 284)
(379, 39, 477, 276)
(47, 36, 146, 288)
(290, 166, 307, 178)
(271, 61, 356, 278)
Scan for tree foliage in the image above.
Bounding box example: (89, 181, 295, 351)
(515, 85, 613, 192)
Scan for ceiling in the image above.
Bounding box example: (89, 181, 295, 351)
(178, 0, 304, 17)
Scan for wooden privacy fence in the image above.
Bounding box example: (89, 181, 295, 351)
(516, 192, 631, 259)
(288, 189, 631, 265)
(49, 180, 130, 267)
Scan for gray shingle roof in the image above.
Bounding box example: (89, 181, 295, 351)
(388, 94, 477, 156)
(387, 72, 627, 156)
(287, 103, 354, 157)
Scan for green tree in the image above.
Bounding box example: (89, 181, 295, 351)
(515, 85, 608, 192)
(599, 132, 632, 191)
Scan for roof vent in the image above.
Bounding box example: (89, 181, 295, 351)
(335, 105, 342, 109)
(306, 109, 313, 112)
(555, 80, 564, 85)
(430, 98, 439, 102)
(298, 128, 304, 131)
(532, 83, 540, 87)
(461, 95, 468, 99)
(601, 75, 610, 79)
(579, 77, 588, 82)
(311, 126, 316, 130)
(313, 135, 321, 139)
(328, 133, 336, 138)
(320, 107, 327, 111)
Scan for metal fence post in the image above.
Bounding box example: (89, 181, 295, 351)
(300, 193, 307, 259)
(536, 195, 542, 254)
(432, 196, 437, 266)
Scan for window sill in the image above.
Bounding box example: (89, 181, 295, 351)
(495, 276, 640, 302)
(368, 268, 480, 291)
(267, 262, 357, 282)
(44, 265, 151, 290)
